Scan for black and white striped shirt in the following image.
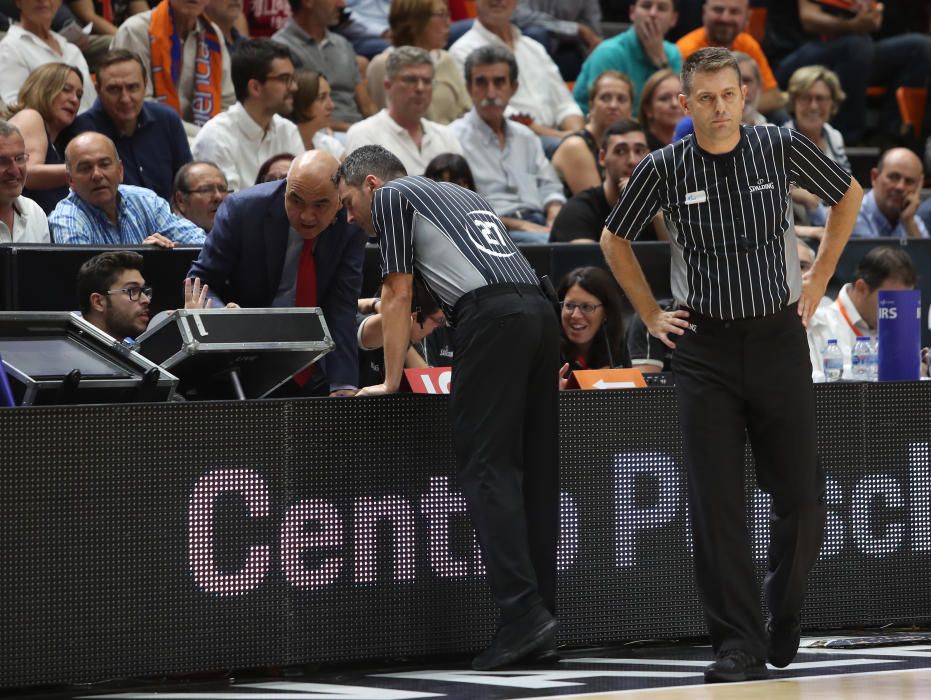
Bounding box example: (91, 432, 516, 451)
(373, 176, 540, 317)
(605, 124, 852, 320)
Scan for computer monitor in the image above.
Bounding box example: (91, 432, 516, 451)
(134, 308, 334, 400)
(0, 312, 178, 405)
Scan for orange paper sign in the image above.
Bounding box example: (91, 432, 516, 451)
(566, 368, 647, 390)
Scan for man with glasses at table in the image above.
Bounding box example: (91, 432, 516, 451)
(192, 40, 306, 192)
(77, 251, 154, 342)
(77, 250, 222, 342)
(172, 161, 232, 233)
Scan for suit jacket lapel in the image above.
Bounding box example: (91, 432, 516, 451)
(265, 180, 290, 299)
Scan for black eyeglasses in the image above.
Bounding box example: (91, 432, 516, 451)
(265, 72, 295, 86)
(561, 301, 602, 314)
(105, 286, 153, 302)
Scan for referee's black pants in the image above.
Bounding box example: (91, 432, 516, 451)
(672, 302, 826, 660)
(450, 284, 560, 625)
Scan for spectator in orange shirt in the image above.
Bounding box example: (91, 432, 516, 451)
(676, 0, 786, 120)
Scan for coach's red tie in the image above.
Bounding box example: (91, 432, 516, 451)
(293, 239, 317, 386)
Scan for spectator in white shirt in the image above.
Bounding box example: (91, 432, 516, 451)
(449, 0, 583, 156)
(807, 246, 917, 382)
(345, 45, 462, 176)
(192, 40, 306, 192)
(0, 120, 49, 243)
(0, 0, 97, 113)
(449, 45, 564, 242)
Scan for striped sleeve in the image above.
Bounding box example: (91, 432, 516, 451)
(373, 186, 416, 277)
(604, 154, 663, 240)
(787, 129, 852, 207)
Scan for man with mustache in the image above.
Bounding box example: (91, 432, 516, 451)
(0, 120, 50, 244)
(449, 45, 564, 242)
(450, 0, 583, 153)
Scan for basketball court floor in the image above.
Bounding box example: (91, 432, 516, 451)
(12, 632, 931, 699)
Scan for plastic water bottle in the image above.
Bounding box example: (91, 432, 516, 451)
(868, 337, 879, 382)
(851, 336, 871, 381)
(822, 339, 843, 382)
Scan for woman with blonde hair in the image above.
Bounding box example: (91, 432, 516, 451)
(366, 0, 470, 124)
(552, 69, 634, 195)
(784, 64, 850, 173)
(639, 68, 685, 151)
(290, 69, 345, 159)
(6, 63, 84, 214)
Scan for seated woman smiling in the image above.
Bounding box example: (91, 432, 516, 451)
(557, 266, 631, 389)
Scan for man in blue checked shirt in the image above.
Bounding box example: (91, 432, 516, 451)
(49, 133, 206, 248)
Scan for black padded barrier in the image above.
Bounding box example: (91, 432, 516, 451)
(0, 244, 202, 316)
(1, 383, 930, 688)
(5, 239, 931, 347)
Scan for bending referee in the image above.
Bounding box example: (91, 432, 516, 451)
(336, 146, 560, 671)
(601, 48, 862, 683)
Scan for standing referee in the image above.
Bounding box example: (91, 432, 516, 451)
(336, 145, 561, 671)
(601, 48, 862, 683)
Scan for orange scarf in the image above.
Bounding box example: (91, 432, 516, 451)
(149, 1, 223, 126)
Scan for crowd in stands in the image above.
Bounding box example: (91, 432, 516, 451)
(1, 0, 930, 394)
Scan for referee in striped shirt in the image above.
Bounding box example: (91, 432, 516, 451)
(336, 145, 560, 671)
(601, 47, 863, 683)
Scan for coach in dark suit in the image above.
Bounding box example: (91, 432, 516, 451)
(188, 151, 367, 395)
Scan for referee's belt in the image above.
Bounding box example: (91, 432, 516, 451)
(452, 283, 547, 325)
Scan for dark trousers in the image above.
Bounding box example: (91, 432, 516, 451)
(672, 303, 826, 659)
(450, 284, 560, 624)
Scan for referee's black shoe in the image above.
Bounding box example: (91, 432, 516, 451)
(767, 617, 801, 668)
(704, 649, 770, 683)
(531, 644, 562, 665)
(472, 607, 559, 671)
